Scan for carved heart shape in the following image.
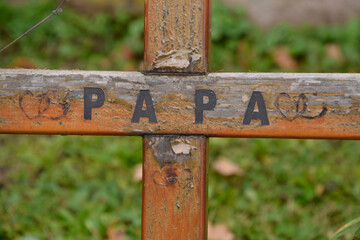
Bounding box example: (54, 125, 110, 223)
(19, 91, 69, 120)
(152, 166, 179, 187)
(40, 91, 70, 120)
(151, 165, 193, 188)
(19, 91, 45, 120)
(275, 93, 307, 122)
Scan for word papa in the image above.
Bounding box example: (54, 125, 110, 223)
(83, 88, 270, 126)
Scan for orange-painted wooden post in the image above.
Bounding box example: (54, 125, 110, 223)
(144, 0, 210, 74)
(142, 136, 208, 239)
(142, 0, 210, 239)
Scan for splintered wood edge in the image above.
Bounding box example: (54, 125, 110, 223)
(144, 0, 210, 73)
(0, 69, 360, 139)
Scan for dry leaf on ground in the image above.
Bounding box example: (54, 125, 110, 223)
(133, 163, 143, 182)
(212, 157, 243, 176)
(208, 222, 235, 240)
(326, 43, 344, 62)
(11, 57, 37, 69)
(315, 183, 325, 197)
(272, 47, 298, 70)
(106, 227, 126, 240)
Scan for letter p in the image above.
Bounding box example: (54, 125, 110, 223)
(195, 89, 217, 123)
(84, 87, 105, 120)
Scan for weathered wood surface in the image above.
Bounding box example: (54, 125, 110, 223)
(144, 0, 210, 74)
(144, 0, 210, 238)
(142, 136, 208, 240)
(0, 69, 360, 139)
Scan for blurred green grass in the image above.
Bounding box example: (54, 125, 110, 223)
(0, 0, 360, 239)
(1, 0, 360, 72)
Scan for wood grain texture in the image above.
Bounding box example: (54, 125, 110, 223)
(142, 135, 208, 240)
(1, 69, 360, 139)
(144, 1, 210, 239)
(144, 0, 210, 74)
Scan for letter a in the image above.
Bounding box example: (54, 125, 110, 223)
(131, 90, 158, 123)
(243, 91, 270, 126)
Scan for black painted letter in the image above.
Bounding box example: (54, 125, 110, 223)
(243, 91, 270, 126)
(84, 87, 105, 120)
(131, 90, 158, 123)
(195, 89, 217, 124)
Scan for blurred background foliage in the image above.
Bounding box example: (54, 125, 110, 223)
(0, 0, 360, 239)
(1, 0, 360, 72)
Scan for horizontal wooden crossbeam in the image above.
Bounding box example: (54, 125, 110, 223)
(0, 69, 359, 139)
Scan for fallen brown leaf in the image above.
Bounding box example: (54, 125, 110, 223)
(122, 46, 135, 60)
(272, 47, 298, 70)
(208, 222, 235, 240)
(315, 183, 325, 197)
(213, 157, 243, 176)
(11, 57, 37, 69)
(106, 227, 126, 240)
(133, 163, 143, 182)
(326, 43, 344, 62)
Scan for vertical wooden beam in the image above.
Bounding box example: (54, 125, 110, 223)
(142, 136, 208, 239)
(144, 0, 211, 74)
(142, 0, 210, 239)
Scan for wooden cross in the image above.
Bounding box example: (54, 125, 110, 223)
(1, 0, 359, 239)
